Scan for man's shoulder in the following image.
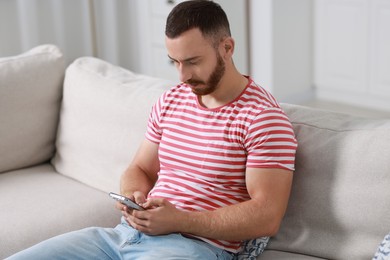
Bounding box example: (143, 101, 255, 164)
(243, 79, 281, 111)
(162, 83, 191, 99)
(157, 83, 195, 109)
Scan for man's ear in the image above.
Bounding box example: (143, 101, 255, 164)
(222, 37, 234, 58)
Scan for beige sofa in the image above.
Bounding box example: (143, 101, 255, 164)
(1, 45, 389, 259)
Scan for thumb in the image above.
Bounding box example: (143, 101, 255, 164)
(143, 198, 166, 208)
(133, 191, 147, 205)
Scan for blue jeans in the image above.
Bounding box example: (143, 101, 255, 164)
(7, 218, 233, 260)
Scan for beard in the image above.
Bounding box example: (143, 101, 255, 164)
(185, 53, 226, 96)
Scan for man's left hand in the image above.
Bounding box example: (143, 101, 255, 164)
(123, 198, 183, 236)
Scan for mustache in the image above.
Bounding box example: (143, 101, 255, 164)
(185, 79, 205, 85)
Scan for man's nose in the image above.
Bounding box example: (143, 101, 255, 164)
(177, 64, 191, 83)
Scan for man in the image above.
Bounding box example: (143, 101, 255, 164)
(8, 1, 297, 259)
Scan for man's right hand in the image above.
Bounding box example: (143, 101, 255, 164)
(114, 191, 147, 213)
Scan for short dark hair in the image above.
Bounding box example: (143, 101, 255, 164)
(165, 0, 231, 45)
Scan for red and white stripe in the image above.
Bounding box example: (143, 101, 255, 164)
(145, 78, 297, 252)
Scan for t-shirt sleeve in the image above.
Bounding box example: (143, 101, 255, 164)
(145, 94, 165, 144)
(245, 107, 297, 171)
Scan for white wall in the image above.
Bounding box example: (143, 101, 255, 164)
(215, 0, 249, 75)
(273, 0, 313, 103)
(314, 0, 390, 111)
(249, 0, 314, 103)
(248, 0, 273, 91)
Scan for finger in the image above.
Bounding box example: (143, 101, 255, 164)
(123, 210, 140, 227)
(122, 207, 130, 217)
(126, 212, 149, 231)
(133, 191, 147, 204)
(143, 198, 165, 208)
(130, 214, 149, 229)
(115, 201, 126, 211)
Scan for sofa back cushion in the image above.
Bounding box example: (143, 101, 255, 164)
(268, 104, 390, 259)
(51, 57, 174, 193)
(0, 45, 64, 173)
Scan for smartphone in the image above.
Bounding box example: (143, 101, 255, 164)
(109, 192, 145, 211)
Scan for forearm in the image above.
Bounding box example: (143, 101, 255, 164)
(120, 164, 156, 198)
(120, 139, 160, 198)
(177, 198, 281, 241)
(176, 169, 293, 241)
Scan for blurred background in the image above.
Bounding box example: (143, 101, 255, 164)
(1, 0, 389, 117)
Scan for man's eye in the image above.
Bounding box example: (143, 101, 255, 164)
(170, 60, 179, 66)
(187, 60, 198, 65)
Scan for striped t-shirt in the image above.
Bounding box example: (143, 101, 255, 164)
(145, 77, 297, 253)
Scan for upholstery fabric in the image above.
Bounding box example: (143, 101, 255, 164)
(0, 45, 64, 173)
(373, 233, 390, 260)
(261, 250, 326, 259)
(267, 104, 390, 260)
(0, 164, 121, 258)
(235, 237, 269, 260)
(52, 57, 174, 193)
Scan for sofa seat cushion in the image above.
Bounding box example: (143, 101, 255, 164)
(268, 104, 390, 259)
(52, 57, 174, 193)
(0, 164, 121, 259)
(260, 250, 327, 260)
(0, 45, 65, 173)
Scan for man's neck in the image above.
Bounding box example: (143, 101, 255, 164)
(198, 71, 248, 109)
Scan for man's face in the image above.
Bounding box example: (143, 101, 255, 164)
(166, 28, 225, 95)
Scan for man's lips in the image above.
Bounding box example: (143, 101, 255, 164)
(185, 81, 204, 87)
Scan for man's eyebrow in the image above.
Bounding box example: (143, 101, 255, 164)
(167, 55, 201, 63)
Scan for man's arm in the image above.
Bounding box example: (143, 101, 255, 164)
(183, 167, 293, 240)
(130, 167, 293, 241)
(119, 139, 160, 202)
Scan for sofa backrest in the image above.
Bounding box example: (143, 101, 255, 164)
(269, 104, 390, 259)
(51, 57, 174, 193)
(0, 45, 65, 173)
